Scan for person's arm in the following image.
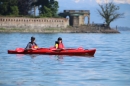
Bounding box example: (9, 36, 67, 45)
(25, 43, 33, 50)
(55, 44, 58, 49)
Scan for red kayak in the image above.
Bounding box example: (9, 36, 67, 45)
(8, 47, 96, 56)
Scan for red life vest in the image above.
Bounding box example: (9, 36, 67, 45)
(58, 43, 64, 49)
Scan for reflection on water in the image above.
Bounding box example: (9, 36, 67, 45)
(0, 32, 130, 86)
(16, 54, 93, 62)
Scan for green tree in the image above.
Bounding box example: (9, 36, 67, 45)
(0, 0, 33, 16)
(10, 6, 19, 16)
(97, 2, 124, 28)
(0, 1, 8, 15)
(0, 0, 18, 16)
(18, 0, 33, 15)
(40, 6, 52, 17)
(32, 0, 59, 17)
(50, 0, 59, 17)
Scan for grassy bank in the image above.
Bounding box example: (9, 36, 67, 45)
(0, 28, 68, 33)
(0, 27, 120, 33)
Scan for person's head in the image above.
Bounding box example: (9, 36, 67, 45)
(57, 37, 62, 43)
(31, 36, 35, 42)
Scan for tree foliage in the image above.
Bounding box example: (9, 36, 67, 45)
(40, 6, 52, 17)
(17, 0, 32, 15)
(0, 0, 31, 16)
(0, 0, 59, 17)
(50, 0, 59, 17)
(10, 6, 19, 16)
(97, 2, 124, 28)
(0, 1, 8, 15)
(32, 0, 59, 17)
(0, 0, 18, 15)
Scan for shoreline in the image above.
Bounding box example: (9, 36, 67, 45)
(0, 17, 120, 33)
(0, 28, 120, 33)
(0, 27, 120, 33)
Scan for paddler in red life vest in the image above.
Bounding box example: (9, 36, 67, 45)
(55, 37, 65, 49)
(25, 36, 38, 50)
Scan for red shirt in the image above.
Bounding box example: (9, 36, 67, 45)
(58, 43, 65, 49)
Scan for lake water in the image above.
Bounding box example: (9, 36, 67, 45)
(0, 31, 130, 86)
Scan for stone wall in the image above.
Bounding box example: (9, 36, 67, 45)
(0, 17, 69, 29)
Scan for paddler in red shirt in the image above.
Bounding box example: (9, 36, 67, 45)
(55, 37, 65, 49)
(25, 36, 38, 50)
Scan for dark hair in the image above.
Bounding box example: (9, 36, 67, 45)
(31, 36, 35, 40)
(58, 37, 62, 41)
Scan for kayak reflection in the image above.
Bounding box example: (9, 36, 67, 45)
(16, 54, 94, 60)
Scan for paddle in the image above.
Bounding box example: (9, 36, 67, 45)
(51, 48, 64, 51)
(15, 48, 24, 52)
(50, 47, 84, 51)
(61, 47, 84, 50)
(48, 46, 64, 51)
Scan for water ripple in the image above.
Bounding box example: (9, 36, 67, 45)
(0, 32, 130, 86)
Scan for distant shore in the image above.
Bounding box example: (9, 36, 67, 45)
(0, 17, 120, 33)
(0, 27, 120, 33)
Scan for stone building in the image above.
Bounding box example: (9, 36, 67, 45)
(59, 10, 90, 27)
